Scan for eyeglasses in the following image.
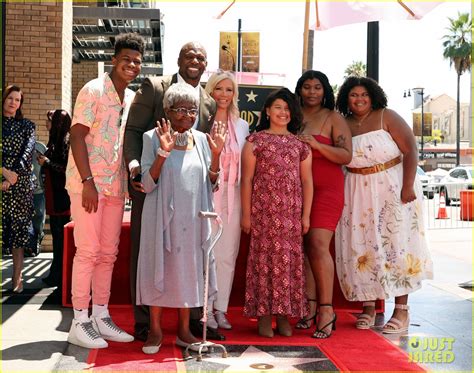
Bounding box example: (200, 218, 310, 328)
(169, 107, 199, 117)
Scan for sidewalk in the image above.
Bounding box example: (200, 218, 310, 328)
(1, 228, 472, 372)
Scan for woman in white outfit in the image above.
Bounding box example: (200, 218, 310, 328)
(335, 77, 433, 334)
(204, 71, 249, 329)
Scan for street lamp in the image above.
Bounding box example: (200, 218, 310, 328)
(404, 87, 425, 161)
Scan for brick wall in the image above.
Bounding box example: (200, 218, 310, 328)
(72, 61, 98, 108)
(5, 1, 73, 252)
(5, 1, 72, 144)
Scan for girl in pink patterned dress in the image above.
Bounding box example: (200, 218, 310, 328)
(241, 88, 313, 338)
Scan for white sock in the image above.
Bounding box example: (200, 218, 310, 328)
(92, 304, 108, 317)
(74, 308, 89, 321)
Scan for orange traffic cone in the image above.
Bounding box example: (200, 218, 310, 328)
(436, 191, 449, 219)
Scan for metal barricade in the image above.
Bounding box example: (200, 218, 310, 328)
(424, 182, 474, 229)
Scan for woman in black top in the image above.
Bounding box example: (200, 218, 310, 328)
(38, 109, 72, 288)
(2, 85, 36, 293)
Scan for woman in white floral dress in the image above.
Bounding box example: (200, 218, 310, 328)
(335, 77, 433, 334)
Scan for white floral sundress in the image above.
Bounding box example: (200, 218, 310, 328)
(335, 119, 433, 301)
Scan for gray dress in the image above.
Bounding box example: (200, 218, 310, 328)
(137, 129, 217, 308)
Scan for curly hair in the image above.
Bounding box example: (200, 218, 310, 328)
(336, 76, 387, 117)
(256, 88, 302, 135)
(163, 82, 199, 110)
(114, 32, 145, 56)
(294, 70, 335, 110)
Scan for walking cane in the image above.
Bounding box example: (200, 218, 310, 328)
(185, 211, 228, 361)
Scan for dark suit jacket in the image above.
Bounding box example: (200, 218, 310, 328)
(123, 73, 216, 170)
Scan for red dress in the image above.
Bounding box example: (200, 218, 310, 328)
(310, 134, 344, 231)
(244, 132, 310, 318)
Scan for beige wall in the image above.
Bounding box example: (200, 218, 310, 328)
(424, 94, 470, 144)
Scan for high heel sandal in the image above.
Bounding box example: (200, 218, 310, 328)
(295, 299, 317, 329)
(13, 278, 23, 294)
(312, 304, 336, 339)
(382, 304, 410, 334)
(355, 301, 376, 329)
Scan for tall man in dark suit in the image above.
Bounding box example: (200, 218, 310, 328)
(123, 41, 222, 341)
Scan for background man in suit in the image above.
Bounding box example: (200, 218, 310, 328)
(123, 41, 221, 341)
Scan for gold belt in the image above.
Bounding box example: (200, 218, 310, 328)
(346, 156, 402, 175)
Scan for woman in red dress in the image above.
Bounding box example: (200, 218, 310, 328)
(295, 71, 352, 338)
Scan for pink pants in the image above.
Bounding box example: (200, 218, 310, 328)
(70, 193, 124, 309)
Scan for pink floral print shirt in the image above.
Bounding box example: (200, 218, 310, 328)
(66, 73, 135, 197)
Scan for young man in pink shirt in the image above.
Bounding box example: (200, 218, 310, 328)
(66, 33, 144, 349)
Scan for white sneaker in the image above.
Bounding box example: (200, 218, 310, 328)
(68, 318, 108, 349)
(205, 311, 218, 329)
(215, 311, 232, 330)
(91, 312, 134, 342)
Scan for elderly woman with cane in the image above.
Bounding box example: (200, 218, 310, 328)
(136, 82, 226, 354)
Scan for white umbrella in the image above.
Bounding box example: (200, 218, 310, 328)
(212, 1, 444, 72)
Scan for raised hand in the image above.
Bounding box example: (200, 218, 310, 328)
(155, 118, 177, 152)
(207, 120, 227, 155)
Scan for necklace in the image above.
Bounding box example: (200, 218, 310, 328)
(353, 110, 372, 127)
(174, 130, 190, 147)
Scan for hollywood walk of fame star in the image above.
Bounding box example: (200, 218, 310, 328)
(204, 345, 329, 372)
(246, 90, 258, 102)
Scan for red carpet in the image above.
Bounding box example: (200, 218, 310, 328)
(87, 307, 425, 372)
(64, 226, 384, 313)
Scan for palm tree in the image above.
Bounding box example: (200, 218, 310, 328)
(343, 61, 366, 79)
(442, 12, 472, 165)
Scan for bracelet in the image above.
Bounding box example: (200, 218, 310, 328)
(208, 167, 220, 176)
(157, 148, 170, 158)
(81, 175, 94, 183)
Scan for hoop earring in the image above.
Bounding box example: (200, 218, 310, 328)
(266, 115, 269, 121)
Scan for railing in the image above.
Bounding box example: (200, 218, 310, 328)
(423, 182, 474, 229)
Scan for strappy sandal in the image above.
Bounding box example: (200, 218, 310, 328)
(312, 304, 337, 339)
(382, 304, 410, 334)
(295, 299, 317, 329)
(355, 301, 376, 329)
